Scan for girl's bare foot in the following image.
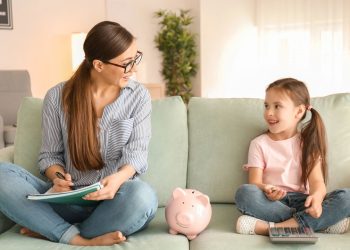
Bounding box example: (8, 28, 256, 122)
(20, 227, 47, 240)
(255, 220, 269, 235)
(255, 217, 299, 235)
(70, 231, 126, 246)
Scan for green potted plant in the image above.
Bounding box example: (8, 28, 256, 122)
(154, 9, 198, 104)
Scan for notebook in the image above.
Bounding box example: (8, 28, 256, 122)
(27, 182, 103, 206)
(269, 226, 318, 244)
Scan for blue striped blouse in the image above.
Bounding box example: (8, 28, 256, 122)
(38, 80, 152, 187)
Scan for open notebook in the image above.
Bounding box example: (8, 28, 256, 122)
(27, 182, 104, 206)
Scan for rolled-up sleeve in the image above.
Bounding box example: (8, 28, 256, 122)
(243, 140, 265, 171)
(118, 90, 152, 175)
(38, 91, 65, 175)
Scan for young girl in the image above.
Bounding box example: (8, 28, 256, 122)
(235, 78, 350, 235)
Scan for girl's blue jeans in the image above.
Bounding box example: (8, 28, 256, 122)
(0, 162, 158, 244)
(235, 184, 350, 231)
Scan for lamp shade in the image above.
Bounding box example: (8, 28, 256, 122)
(71, 33, 87, 71)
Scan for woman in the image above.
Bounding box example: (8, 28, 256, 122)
(0, 21, 158, 246)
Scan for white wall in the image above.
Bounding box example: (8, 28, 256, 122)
(0, 0, 106, 97)
(2, 0, 347, 99)
(200, 0, 350, 98)
(106, 0, 201, 96)
(200, 0, 259, 98)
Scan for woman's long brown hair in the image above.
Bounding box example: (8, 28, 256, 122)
(266, 78, 328, 188)
(62, 21, 134, 171)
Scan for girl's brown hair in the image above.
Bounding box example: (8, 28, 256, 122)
(62, 21, 134, 171)
(266, 78, 328, 187)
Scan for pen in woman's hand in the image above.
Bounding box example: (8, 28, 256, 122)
(55, 172, 66, 180)
(55, 172, 74, 189)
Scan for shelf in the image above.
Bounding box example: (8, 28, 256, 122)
(143, 83, 165, 100)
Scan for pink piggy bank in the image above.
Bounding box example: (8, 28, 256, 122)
(165, 188, 212, 240)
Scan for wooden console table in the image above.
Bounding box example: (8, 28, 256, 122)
(143, 83, 165, 100)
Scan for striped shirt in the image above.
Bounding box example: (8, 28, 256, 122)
(38, 79, 152, 188)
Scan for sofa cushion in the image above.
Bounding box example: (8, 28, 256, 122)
(13, 96, 188, 207)
(13, 98, 43, 178)
(188, 97, 266, 203)
(189, 204, 350, 250)
(143, 96, 188, 206)
(187, 94, 350, 203)
(311, 94, 350, 192)
(0, 208, 189, 250)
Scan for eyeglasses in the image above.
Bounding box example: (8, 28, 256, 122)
(102, 51, 143, 73)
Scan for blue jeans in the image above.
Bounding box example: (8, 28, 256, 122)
(0, 162, 158, 244)
(235, 184, 350, 231)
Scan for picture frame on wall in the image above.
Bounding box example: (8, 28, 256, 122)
(0, 0, 13, 29)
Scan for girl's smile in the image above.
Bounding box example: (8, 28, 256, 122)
(264, 88, 305, 140)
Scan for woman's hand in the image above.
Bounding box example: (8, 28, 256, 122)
(83, 173, 124, 201)
(304, 194, 323, 218)
(52, 173, 74, 192)
(83, 165, 136, 201)
(263, 184, 287, 201)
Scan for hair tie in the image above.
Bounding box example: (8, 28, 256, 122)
(84, 57, 92, 66)
(307, 105, 313, 111)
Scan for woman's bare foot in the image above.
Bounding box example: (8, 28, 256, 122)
(20, 227, 47, 240)
(70, 231, 126, 246)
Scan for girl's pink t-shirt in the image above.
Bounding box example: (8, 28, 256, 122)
(244, 133, 308, 193)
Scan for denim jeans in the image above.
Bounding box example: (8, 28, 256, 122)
(235, 184, 350, 231)
(0, 162, 158, 244)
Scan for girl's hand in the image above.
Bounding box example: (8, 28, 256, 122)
(263, 184, 286, 201)
(84, 173, 124, 201)
(304, 195, 323, 218)
(52, 173, 74, 192)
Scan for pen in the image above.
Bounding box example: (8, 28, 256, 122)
(55, 171, 74, 187)
(55, 172, 66, 180)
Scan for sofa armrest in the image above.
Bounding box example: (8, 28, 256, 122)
(0, 145, 14, 163)
(0, 114, 4, 149)
(0, 145, 16, 233)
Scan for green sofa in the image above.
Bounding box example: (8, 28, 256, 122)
(1, 94, 350, 250)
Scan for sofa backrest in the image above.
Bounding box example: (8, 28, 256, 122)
(311, 94, 350, 191)
(13, 96, 188, 207)
(143, 97, 188, 206)
(187, 94, 350, 204)
(14, 94, 350, 206)
(187, 98, 266, 203)
(14, 98, 43, 173)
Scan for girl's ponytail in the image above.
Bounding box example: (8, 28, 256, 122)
(300, 108, 328, 187)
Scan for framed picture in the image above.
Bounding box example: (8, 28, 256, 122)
(0, 0, 13, 29)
